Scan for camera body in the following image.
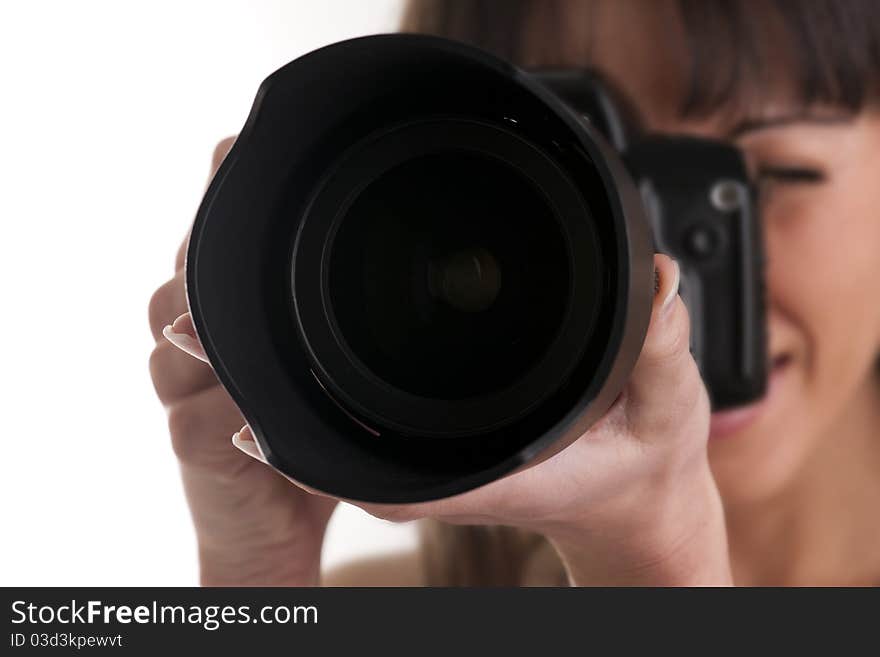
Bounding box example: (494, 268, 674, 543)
(186, 35, 766, 503)
(533, 70, 766, 407)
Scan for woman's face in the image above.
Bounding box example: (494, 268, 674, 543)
(545, 0, 880, 506)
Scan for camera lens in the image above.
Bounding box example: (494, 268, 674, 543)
(188, 35, 656, 500)
(292, 118, 614, 438)
(428, 247, 501, 314)
(327, 151, 570, 401)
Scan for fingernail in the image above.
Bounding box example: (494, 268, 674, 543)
(162, 325, 203, 358)
(232, 431, 266, 463)
(660, 260, 680, 318)
(171, 312, 190, 333)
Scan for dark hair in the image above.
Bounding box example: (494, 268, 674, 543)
(401, 0, 880, 119)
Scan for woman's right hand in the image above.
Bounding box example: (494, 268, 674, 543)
(148, 138, 337, 586)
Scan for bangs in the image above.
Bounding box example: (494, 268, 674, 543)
(678, 0, 880, 118)
(402, 0, 880, 118)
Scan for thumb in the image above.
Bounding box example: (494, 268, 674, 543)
(162, 312, 209, 363)
(624, 254, 709, 439)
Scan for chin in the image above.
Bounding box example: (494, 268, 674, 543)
(708, 410, 818, 510)
(707, 353, 818, 508)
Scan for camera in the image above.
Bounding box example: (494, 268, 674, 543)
(186, 34, 766, 502)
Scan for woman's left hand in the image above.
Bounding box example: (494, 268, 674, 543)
(167, 255, 731, 585)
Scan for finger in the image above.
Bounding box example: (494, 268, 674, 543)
(148, 272, 187, 341)
(624, 254, 708, 438)
(230, 425, 264, 460)
(149, 339, 218, 405)
(167, 385, 249, 471)
(230, 425, 334, 498)
(163, 312, 209, 363)
(174, 230, 191, 272)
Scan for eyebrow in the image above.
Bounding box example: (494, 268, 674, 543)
(727, 113, 853, 139)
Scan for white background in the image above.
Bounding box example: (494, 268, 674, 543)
(0, 0, 415, 585)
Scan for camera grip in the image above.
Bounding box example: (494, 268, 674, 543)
(627, 137, 768, 409)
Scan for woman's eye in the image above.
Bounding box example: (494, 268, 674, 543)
(755, 166, 825, 184)
(754, 165, 826, 205)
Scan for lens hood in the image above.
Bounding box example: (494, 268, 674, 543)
(186, 34, 653, 502)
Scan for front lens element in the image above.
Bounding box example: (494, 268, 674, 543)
(327, 151, 570, 400)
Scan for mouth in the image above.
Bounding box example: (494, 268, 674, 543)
(771, 353, 792, 371)
(708, 352, 792, 439)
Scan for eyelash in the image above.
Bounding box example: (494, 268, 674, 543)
(753, 166, 825, 205)
(755, 166, 826, 185)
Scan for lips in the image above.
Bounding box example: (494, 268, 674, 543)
(708, 353, 791, 439)
(771, 353, 792, 370)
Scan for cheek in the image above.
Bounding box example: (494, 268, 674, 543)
(712, 179, 880, 504)
(766, 178, 880, 414)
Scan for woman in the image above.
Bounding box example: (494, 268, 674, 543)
(148, 0, 880, 586)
